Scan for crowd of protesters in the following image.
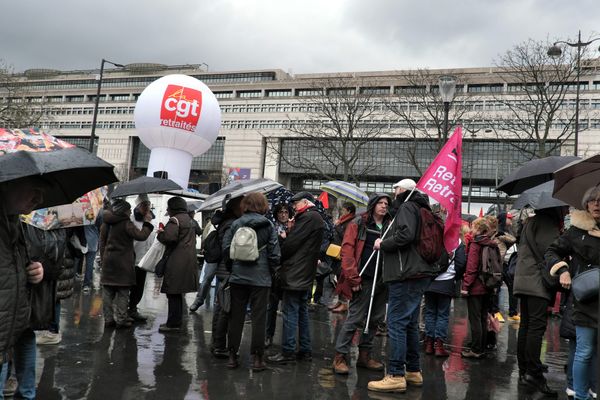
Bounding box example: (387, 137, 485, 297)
(0, 175, 599, 400)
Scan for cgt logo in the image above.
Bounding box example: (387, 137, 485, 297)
(160, 85, 203, 132)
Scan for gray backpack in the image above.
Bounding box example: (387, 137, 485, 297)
(230, 226, 263, 261)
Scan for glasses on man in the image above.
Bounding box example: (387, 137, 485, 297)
(587, 198, 600, 205)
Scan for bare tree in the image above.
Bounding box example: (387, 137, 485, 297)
(0, 61, 50, 128)
(387, 69, 483, 175)
(492, 38, 582, 159)
(266, 76, 390, 183)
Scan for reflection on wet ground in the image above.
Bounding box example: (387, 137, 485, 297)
(34, 276, 571, 399)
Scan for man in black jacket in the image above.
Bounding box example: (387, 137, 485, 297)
(368, 189, 435, 394)
(268, 192, 324, 364)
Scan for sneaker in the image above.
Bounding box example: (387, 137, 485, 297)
(296, 351, 312, 362)
(565, 387, 575, 397)
(211, 347, 229, 359)
(36, 330, 62, 345)
(82, 286, 91, 294)
(494, 312, 505, 323)
(461, 350, 485, 359)
(267, 352, 296, 364)
(158, 323, 181, 333)
(590, 388, 597, 399)
(508, 314, 521, 323)
(367, 375, 407, 393)
(2, 376, 17, 397)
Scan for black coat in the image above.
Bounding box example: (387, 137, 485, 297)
(545, 210, 600, 329)
(280, 207, 324, 291)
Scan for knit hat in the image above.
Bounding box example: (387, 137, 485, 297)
(111, 199, 131, 215)
(290, 191, 315, 203)
(167, 196, 187, 213)
(392, 178, 416, 191)
(135, 193, 150, 206)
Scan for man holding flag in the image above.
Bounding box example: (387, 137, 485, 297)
(368, 127, 463, 394)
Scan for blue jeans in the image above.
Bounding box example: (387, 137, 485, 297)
(574, 326, 597, 399)
(424, 292, 451, 341)
(49, 301, 61, 333)
(0, 329, 37, 400)
(195, 261, 217, 304)
(568, 339, 597, 392)
(83, 250, 97, 288)
(281, 290, 311, 355)
(387, 278, 431, 376)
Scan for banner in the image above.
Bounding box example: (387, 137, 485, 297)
(416, 126, 463, 252)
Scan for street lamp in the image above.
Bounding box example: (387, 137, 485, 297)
(438, 75, 457, 137)
(466, 131, 477, 214)
(548, 30, 600, 157)
(89, 59, 125, 152)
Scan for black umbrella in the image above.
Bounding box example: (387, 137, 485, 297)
(0, 128, 117, 209)
(553, 154, 600, 209)
(513, 180, 568, 210)
(110, 176, 183, 198)
(197, 178, 282, 211)
(496, 155, 580, 195)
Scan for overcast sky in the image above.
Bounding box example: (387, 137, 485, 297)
(1, 0, 598, 74)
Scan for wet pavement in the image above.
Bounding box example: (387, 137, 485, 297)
(33, 276, 572, 399)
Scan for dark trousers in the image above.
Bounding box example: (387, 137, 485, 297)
(517, 295, 549, 377)
(211, 278, 230, 350)
(467, 294, 491, 353)
(266, 285, 282, 339)
(129, 266, 147, 312)
(166, 294, 183, 327)
(335, 278, 387, 354)
(313, 275, 327, 303)
(228, 283, 269, 355)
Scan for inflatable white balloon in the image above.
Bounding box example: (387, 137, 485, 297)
(134, 74, 221, 188)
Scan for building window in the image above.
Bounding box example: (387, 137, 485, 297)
(214, 91, 233, 99)
(238, 90, 262, 98)
(296, 89, 323, 97)
(360, 87, 390, 95)
(266, 89, 292, 97)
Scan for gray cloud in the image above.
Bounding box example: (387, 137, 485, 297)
(0, 0, 598, 73)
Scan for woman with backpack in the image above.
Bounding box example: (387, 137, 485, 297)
(222, 192, 281, 371)
(461, 218, 499, 359)
(423, 227, 467, 357)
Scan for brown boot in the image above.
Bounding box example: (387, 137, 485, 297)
(356, 349, 384, 371)
(332, 303, 348, 313)
(227, 351, 239, 369)
(424, 337, 434, 355)
(252, 354, 266, 372)
(332, 353, 350, 375)
(434, 339, 449, 357)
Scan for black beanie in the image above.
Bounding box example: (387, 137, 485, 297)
(167, 196, 187, 213)
(111, 199, 131, 215)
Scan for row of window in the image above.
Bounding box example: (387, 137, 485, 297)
(41, 121, 135, 129)
(46, 106, 135, 116)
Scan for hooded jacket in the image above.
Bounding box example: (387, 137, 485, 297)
(379, 191, 435, 283)
(279, 206, 324, 291)
(222, 212, 281, 288)
(462, 235, 498, 296)
(513, 209, 562, 301)
(545, 209, 600, 329)
(100, 210, 153, 286)
(0, 212, 31, 365)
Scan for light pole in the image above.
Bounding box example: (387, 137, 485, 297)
(89, 59, 125, 152)
(467, 131, 477, 214)
(548, 31, 600, 157)
(438, 76, 457, 138)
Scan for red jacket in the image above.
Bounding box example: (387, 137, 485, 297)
(462, 235, 496, 296)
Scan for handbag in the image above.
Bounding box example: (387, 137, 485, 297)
(138, 238, 166, 273)
(487, 312, 501, 333)
(571, 267, 599, 303)
(326, 244, 342, 260)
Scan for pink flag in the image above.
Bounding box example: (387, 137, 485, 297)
(416, 126, 463, 252)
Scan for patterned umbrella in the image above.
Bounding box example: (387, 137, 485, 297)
(0, 128, 117, 208)
(320, 181, 368, 206)
(197, 178, 282, 211)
